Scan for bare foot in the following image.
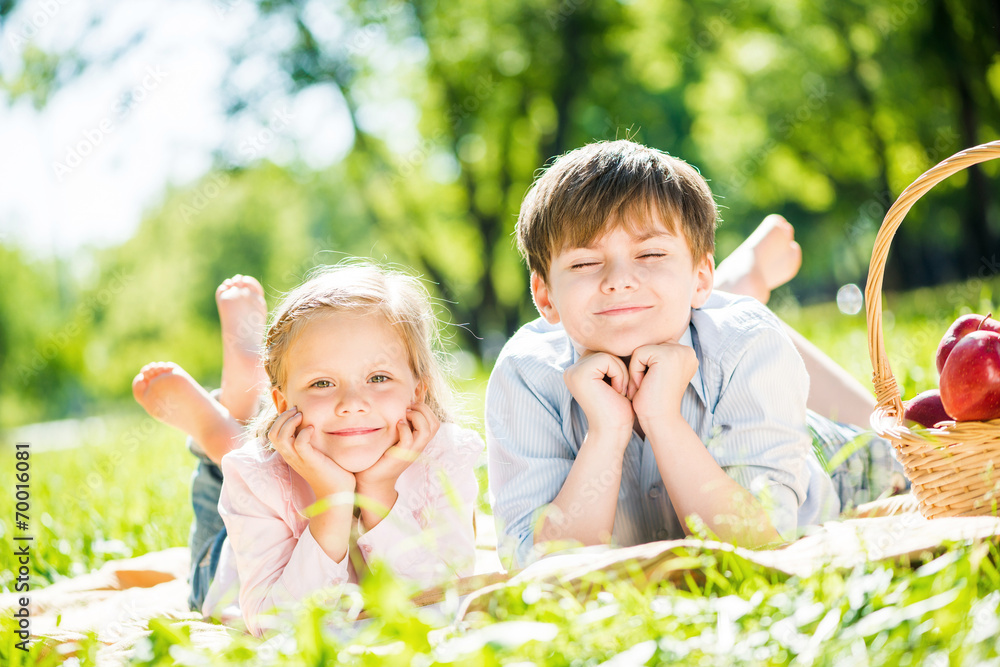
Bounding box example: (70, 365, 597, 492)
(715, 214, 802, 304)
(131, 362, 244, 464)
(216, 275, 268, 423)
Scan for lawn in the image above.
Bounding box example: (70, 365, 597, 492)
(3, 278, 1000, 665)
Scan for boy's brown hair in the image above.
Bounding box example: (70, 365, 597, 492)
(516, 140, 717, 282)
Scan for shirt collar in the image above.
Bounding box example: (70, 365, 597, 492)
(678, 324, 707, 406)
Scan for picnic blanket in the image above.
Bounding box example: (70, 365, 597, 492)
(5, 495, 1000, 664)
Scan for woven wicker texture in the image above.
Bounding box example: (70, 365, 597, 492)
(866, 140, 1000, 518)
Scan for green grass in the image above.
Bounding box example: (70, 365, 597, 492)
(1, 418, 193, 590)
(776, 276, 1000, 401)
(3, 278, 1000, 665)
(5, 541, 999, 665)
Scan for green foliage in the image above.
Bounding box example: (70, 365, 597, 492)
(0, 419, 193, 589)
(0, 245, 75, 429)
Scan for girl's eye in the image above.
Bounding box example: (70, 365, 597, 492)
(311, 380, 332, 388)
(369, 374, 390, 384)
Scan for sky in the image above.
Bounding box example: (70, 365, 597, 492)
(0, 0, 355, 259)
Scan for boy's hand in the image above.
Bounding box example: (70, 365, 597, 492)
(268, 408, 356, 498)
(355, 402, 439, 494)
(627, 343, 698, 433)
(564, 351, 634, 442)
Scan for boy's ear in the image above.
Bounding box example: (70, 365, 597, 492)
(691, 253, 715, 309)
(530, 272, 561, 324)
(271, 387, 289, 414)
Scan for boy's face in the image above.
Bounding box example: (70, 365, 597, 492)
(531, 215, 714, 357)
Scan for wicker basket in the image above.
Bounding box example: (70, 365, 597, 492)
(866, 140, 1000, 519)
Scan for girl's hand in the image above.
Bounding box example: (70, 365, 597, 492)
(267, 408, 356, 498)
(355, 402, 440, 495)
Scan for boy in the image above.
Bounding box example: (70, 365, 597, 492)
(486, 140, 893, 569)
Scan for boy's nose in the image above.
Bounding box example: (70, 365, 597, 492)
(601, 261, 637, 292)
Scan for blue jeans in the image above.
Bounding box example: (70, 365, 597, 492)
(187, 438, 228, 612)
(807, 410, 908, 513)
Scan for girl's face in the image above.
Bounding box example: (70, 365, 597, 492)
(271, 311, 423, 473)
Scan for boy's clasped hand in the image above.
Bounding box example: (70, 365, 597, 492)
(565, 343, 699, 444)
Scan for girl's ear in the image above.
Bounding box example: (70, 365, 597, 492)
(691, 253, 715, 309)
(414, 380, 428, 404)
(271, 386, 289, 414)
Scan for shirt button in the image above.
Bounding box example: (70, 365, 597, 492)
(657, 529, 669, 540)
(648, 487, 661, 499)
(361, 544, 372, 556)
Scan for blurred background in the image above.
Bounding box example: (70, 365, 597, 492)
(2, 0, 1000, 432)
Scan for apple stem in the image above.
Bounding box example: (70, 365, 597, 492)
(979, 312, 994, 332)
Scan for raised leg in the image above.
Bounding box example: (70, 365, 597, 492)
(216, 275, 268, 423)
(715, 214, 802, 305)
(132, 362, 245, 464)
(782, 324, 877, 429)
(716, 215, 876, 429)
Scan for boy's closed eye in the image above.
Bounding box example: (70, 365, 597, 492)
(570, 260, 601, 269)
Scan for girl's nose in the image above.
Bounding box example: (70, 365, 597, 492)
(336, 386, 370, 414)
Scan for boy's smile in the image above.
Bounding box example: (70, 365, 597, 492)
(531, 217, 714, 357)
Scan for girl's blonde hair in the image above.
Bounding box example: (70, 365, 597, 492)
(252, 262, 454, 444)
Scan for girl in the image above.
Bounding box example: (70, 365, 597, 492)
(133, 264, 483, 636)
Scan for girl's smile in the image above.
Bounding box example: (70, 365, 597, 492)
(271, 311, 422, 473)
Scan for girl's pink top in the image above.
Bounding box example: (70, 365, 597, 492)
(202, 422, 483, 636)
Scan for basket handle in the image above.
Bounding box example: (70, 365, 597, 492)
(866, 140, 1000, 424)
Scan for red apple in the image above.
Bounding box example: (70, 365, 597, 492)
(936, 313, 1000, 374)
(903, 389, 953, 428)
(940, 330, 1000, 421)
